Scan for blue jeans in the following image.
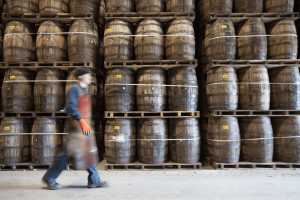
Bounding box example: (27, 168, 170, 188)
(43, 153, 101, 185)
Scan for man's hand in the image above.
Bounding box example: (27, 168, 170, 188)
(79, 119, 92, 135)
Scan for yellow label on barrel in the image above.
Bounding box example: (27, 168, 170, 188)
(223, 125, 229, 130)
(4, 126, 10, 131)
(115, 74, 122, 79)
(106, 28, 113, 33)
(9, 75, 16, 80)
(222, 24, 228, 29)
(223, 74, 229, 80)
(114, 126, 120, 130)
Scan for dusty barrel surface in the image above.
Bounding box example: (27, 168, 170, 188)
(34, 69, 65, 112)
(136, 68, 166, 112)
(134, 19, 164, 60)
(273, 117, 300, 163)
(204, 19, 236, 61)
(4, 21, 35, 62)
(168, 67, 198, 111)
(240, 117, 274, 163)
(39, 0, 69, 15)
(166, 0, 194, 12)
(36, 21, 66, 62)
(207, 116, 240, 164)
(105, 0, 133, 12)
(105, 119, 136, 164)
(166, 19, 195, 60)
(2, 69, 33, 112)
(68, 20, 99, 63)
(31, 117, 62, 165)
(234, 0, 263, 13)
(7, 0, 39, 15)
(70, 0, 99, 16)
(138, 119, 167, 164)
(207, 66, 238, 110)
(105, 68, 135, 112)
(268, 20, 298, 59)
(238, 66, 270, 110)
(169, 118, 200, 164)
(237, 18, 267, 60)
(265, 0, 294, 12)
(202, 0, 232, 18)
(104, 20, 133, 60)
(270, 66, 300, 110)
(136, 0, 163, 12)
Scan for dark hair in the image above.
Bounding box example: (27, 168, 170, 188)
(73, 68, 91, 78)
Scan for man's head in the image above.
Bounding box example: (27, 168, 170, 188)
(74, 68, 92, 87)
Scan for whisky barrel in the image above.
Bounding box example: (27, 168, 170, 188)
(105, 0, 133, 12)
(105, 119, 136, 164)
(238, 66, 270, 110)
(68, 20, 99, 63)
(34, 69, 65, 112)
(104, 20, 133, 60)
(136, 0, 163, 12)
(204, 19, 236, 61)
(136, 68, 166, 112)
(207, 117, 240, 163)
(207, 66, 238, 110)
(166, 0, 194, 12)
(202, 0, 232, 18)
(265, 0, 294, 12)
(134, 19, 164, 60)
(166, 19, 195, 60)
(169, 118, 200, 164)
(168, 67, 198, 111)
(270, 66, 300, 110)
(268, 20, 298, 59)
(2, 69, 33, 112)
(0, 118, 29, 165)
(4, 21, 35, 62)
(138, 119, 167, 164)
(39, 0, 69, 16)
(273, 117, 300, 163)
(105, 68, 135, 112)
(70, 0, 99, 16)
(240, 117, 273, 163)
(7, 0, 38, 15)
(31, 117, 62, 165)
(237, 18, 267, 60)
(234, 0, 263, 13)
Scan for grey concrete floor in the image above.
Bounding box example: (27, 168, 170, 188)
(0, 169, 299, 200)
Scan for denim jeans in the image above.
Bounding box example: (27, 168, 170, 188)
(43, 153, 101, 185)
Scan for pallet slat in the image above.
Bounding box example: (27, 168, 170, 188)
(105, 162, 202, 170)
(212, 162, 300, 169)
(209, 110, 300, 117)
(105, 111, 200, 119)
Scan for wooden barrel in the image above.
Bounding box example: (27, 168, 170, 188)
(240, 117, 273, 163)
(273, 117, 300, 163)
(0, 118, 29, 165)
(105, 119, 136, 164)
(105, 68, 135, 112)
(268, 20, 298, 60)
(68, 20, 99, 63)
(4, 21, 35, 62)
(34, 69, 65, 112)
(2, 69, 33, 112)
(134, 19, 164, 60)
(202, 0, 232, 18)
(31, 117, 62, 165)
(270, 66, 300, 110)
(238, 66, 270, 110)
(104, 20, 133, 61)
(136, 68, 166, 112)
(204, 19, 236, 61)
(138, 119, 167, 164)
(237, 18, 267, 60)
(7, 0, 38, 15)
(207, 66, 238, 110)
(70, 0, 99, 16)
(168, 67, 198, 111)
(105, 0, 133, 12)
(166, 19, 195, 60)
(169, 118, 200, 164)
(207, 117, 240, 164)
(136, 0, 163, 12)
(234, 0, 263, 13)
(39, 0, 69, 16)
(166, 0, 194, 12)
(265, 0, 294, 12)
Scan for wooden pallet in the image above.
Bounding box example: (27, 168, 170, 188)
(0, 112, 68, 118)
(105, 162, 202, 170)
(0, 163, 72, 171)
(105, 111, 200, 119)
(209, 110, 300, 117)
(213, 162, 300, 169)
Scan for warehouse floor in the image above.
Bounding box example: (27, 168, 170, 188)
(0, 168, 299, 200)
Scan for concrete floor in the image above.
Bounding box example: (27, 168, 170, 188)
(0, 169, 299, 200)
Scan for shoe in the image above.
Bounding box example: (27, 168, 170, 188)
(87, 181, 108, 188)
(42, 178, 62, 190)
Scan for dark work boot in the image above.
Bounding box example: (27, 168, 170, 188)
(87, 181, 109, 189)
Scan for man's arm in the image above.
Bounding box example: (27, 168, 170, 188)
(66, 86, 81, 120)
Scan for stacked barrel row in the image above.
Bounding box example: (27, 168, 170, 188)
(103, 0, 201, 165)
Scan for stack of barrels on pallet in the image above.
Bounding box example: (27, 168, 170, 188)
(103, 0, 201, 165)
(202, 0, 300, 164)
(0, 0, 103, 167)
